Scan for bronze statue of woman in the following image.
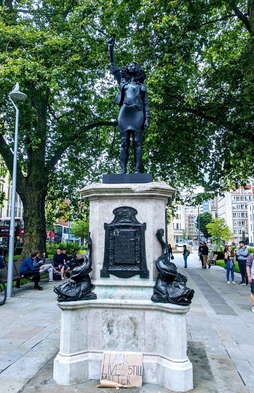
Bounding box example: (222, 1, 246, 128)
(108, 38, 151, 174)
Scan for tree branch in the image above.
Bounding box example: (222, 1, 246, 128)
(231, 1, 252, 33)
(0, 134, 25, 185)
(16, 9, 31, 13)
(160, 92, 253, 143)
(183, 104, 254, 142)
(47, 120, 118, 169)
(198, 13, 236, 28)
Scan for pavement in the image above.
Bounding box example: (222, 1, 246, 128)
(0, 251, 254, 393)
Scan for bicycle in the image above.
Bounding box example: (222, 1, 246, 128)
(0, 278, 7, 305)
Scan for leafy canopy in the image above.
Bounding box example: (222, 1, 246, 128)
(197, 212, 213, 239)
(1, 1, 254, 253)
(206, 218, 234, 241)
(70, 220, 89, 240)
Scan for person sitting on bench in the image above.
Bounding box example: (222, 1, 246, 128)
(33, 250, 60, 283)
(19, 252, 43, 290)
(53, 248, 70, 279)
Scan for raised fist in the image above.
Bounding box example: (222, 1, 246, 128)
(108, 37, 115, 47)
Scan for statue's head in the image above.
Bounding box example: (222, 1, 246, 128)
(122, 62, 147, 82)
(127, 62, 139, 74)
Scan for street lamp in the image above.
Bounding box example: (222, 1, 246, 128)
(7, 83, 27, 298)
(197, 206, 200, 245)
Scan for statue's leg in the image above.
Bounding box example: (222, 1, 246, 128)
(120, 131, 130, 174)
(133, 131, 142, 173)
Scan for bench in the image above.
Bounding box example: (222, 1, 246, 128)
(0, 262, 24, 289)
(0, 256, 84, 292)
(0, 261, 49, 292)
(208, 253, 218, 265)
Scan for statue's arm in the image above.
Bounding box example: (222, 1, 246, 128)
(108, 37, 121, 84)
(108, 37, 115, 64)
(143, 85, 152, 129)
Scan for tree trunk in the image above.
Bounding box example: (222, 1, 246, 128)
(20, 186, 47, 259)
(16, 92, 49, 260)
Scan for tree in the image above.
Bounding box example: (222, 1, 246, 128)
(197, 212, 213, 239)
(0, 1, 119, 257)
(117, 0, 254, 201)
(0, 157, 7, 206)
(70, 220, 89, 246)
(206, 218, 234, 251)
(181, 229, 187, 241)
(1, 0, 254, 259)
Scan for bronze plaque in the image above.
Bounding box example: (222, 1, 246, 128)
(101, 207, 149, 278)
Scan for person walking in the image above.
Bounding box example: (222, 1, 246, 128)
(168, 244, 174, 260)
(202, 242, 210, 269)
(198, 243, 204, 267)
(224, 246, 236, 284)
(246, 253, 254, 312)
(183, 245, 190, 268)
(236, 241, 249, 285)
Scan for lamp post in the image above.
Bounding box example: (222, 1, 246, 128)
(7, 83, 27, 298)
(197, 206, 200, 246)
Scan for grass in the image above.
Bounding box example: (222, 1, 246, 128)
(216, 259, 240, 273)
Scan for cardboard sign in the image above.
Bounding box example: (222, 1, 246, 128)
(99, 351, 143, 388)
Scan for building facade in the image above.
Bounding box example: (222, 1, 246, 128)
(247, 201, 254, 246)
(217, 185, 254, 244)
(0, 175, 23, 219)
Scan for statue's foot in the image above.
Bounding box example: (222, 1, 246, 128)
(134, 169, 140, 174)
(120, 169, 126, 174)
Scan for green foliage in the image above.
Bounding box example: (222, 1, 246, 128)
(206, 218, 234, 251)
(70, 220, 89, 240)
(197, 212, 213, 239)
(216, 260, 240, 274)
(120, 0, 254, 200)
(0, 156, 7, 207)
(1, 0, 254, 254)
(46, 242, 81, 255)
(181, 229, 187, 240)
(0, 0, 117, 254)
(46, 192, 90, 228)
(5, 254, 20, 263)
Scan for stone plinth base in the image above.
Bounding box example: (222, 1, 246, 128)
(102, 173, 153, 184)
(80, 182, 175, 288)
(53, 299, 193, 392)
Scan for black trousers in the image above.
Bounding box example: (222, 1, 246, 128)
(21, 270, 40, 287)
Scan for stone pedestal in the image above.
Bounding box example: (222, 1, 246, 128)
(53, 181, 193, 392)
(79, 182, 174, 300)
(53, 299, 193, 392)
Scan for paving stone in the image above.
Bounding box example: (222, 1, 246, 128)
(1, 356, 47, 378)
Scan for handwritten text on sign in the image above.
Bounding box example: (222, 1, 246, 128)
(100, 351, 143, 387)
